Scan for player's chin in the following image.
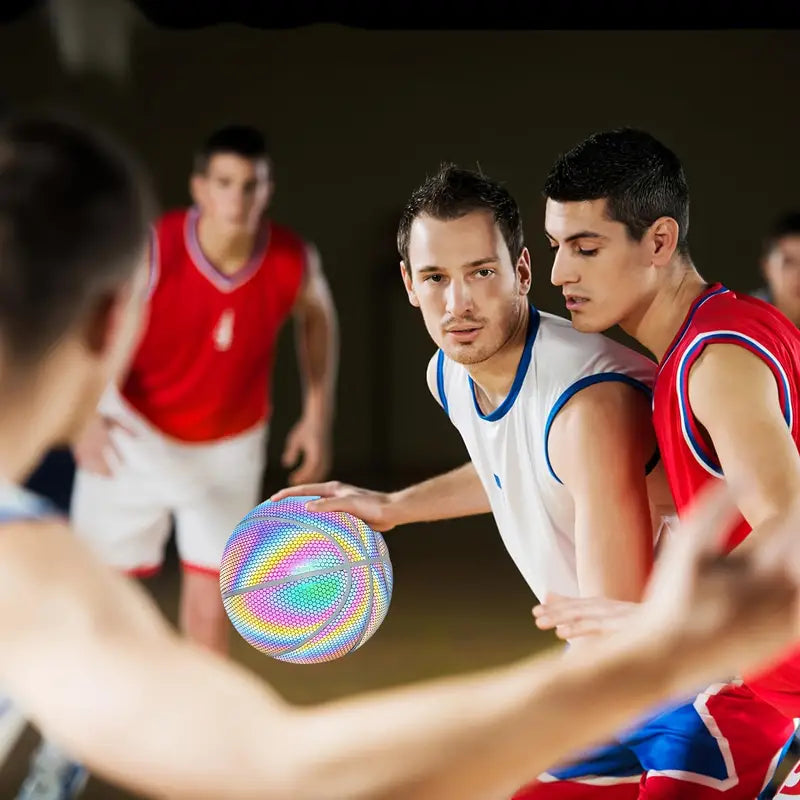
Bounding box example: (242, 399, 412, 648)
(568, 309, 611, 334)
(442, 342, 493, 366)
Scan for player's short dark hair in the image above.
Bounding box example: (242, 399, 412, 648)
(397, 163, 524, 269)
(763, 212, 800, 257)
(543, 128, 691, 258)
(193, 125, 270, 174)
(0, 112, 154, 368)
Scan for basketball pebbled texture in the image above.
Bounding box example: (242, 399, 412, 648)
(220, 496, 393, 664)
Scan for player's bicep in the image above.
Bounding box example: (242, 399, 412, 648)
(549, 381, 656, 600)
(688, 344, 800, 529)
(294, 242, 333, 315)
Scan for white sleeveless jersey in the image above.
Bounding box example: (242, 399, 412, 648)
(432, 306, 657, 599)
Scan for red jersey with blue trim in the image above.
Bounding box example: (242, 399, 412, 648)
(121, 207, 306, 442)
(654, 282, 800, 718)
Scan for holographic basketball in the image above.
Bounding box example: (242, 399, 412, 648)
(219, 496, 393, 664)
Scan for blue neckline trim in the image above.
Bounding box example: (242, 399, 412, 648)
(659, 284, 729, 372)
(469, 305, 540, 422)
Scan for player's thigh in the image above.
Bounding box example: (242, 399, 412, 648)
(70, 466, 171, 573)
(512, 741, 643, 800)
(174, 466, 263, 573)
(513, 780, 640, 799)
(775, 759, 800, 798)
(635, 684, 794, 800)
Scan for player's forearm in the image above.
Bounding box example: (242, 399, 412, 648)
(295, 298, 338, 429)
(386, 461, 491, 526)
(292, 632, 692, 800)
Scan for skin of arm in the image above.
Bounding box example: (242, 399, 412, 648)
(2, 481, 795, 800)
(549, 380, 657, 602)
(282, 243, 339, 484)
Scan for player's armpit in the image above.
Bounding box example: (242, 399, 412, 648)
(549, 380, 656, 602)
(688, 343, 800, 540)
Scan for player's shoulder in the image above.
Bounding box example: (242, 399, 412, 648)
(267, 220, 307, 254)
(536, 310, 656, 376)
(426, 349, 445, 401)
(154, 207, 189, 235)
(0, 486, 68, 580)
(690, 285, 796, 341)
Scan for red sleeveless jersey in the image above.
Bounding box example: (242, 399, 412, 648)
(121, 207, 306, 442)
(654, 282, 800, 717)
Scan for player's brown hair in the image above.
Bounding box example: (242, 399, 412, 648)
(397, 163, 525, 270)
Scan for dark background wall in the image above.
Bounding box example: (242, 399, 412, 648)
(1, 15, 798, 485)
(0, 12, 799, 797)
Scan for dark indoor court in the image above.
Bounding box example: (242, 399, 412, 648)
(0, 1, 799, 799)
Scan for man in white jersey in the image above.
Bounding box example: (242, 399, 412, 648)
(275, 164, 670, 609)
(1, 119, 800, 800)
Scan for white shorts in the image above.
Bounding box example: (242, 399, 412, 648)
(71, 390, 267, 577)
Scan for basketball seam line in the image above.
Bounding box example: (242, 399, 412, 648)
(221, 556, 391, 598)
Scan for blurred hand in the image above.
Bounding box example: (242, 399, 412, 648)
(281, 417, 331, 486)
(533, 594, 637, 641)
(625, 482, 800, 682)
(72, 414, 136, 477)
(269, 481, 398, 532)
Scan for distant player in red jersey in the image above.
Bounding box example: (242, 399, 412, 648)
(71, 124, 339, 653)
(524, 129, 800, 799)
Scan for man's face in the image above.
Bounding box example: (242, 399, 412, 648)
(764, 234, 800, 326)
(545, 198, 658, 333)
(192, 153, 271, 235)
(401, 210, 530, 365)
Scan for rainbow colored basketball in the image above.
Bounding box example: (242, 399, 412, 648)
(219, 496, 393, 664)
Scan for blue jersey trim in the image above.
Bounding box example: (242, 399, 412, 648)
(659, 284, 729, 371)
(676, 331, 793, 478)
(469, 305, 540, 422)
(544, 373, 656, 485)
(0, 484, 60, 523)
(436, 349, 449, 416)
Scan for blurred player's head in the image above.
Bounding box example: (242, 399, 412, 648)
(761, 212, 800, 326)
(191, 125, 271, 236)
(397, 164, 531, 366)
(543, 128, 691, 333)
(0, 113, 153, 446)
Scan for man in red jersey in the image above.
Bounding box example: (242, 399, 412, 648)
(71, 125, 339, 654)
(519, 128, 800, 800)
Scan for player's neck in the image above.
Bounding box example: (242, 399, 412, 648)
(621, 267, 709, 362)
(467, 305, 530, 414)
(196, 215, 260, 276)
(0, 349, 92, 485)
(0, 389, 60, 485)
